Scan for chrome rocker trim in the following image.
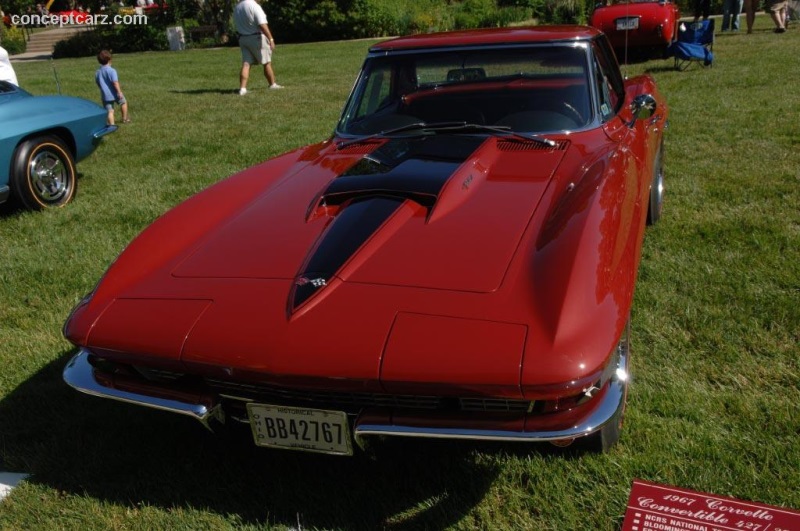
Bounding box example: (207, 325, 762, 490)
(63, 349, 222, 430)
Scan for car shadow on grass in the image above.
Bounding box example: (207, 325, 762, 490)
(169, 88, 242, 95)
(0, 201, 23, 218)
(0, 172, 88, 218)
(0, 350, 504, 530)
(644, 65, 683, 74)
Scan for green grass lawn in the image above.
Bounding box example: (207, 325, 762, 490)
(1, 19, 799, 530)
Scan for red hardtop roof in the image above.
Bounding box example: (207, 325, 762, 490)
(369, 25, 601, 52)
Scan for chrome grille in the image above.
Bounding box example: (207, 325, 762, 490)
(206, 378, 533, 413)
(133, 366, 184, 382)
(206, 379, 441, 409)
(459, 397, 532, 413)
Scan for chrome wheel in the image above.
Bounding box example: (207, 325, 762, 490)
(29, 149, 70, 203)
(11, 136, 77, 211)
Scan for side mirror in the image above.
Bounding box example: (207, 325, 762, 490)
(628, 94, 657, 127)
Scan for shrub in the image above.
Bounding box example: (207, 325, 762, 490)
(345, 0, 533, 39)
(347, 0, 410, 37)
(53, 25, 168, 59)
(269, 0, 351, 42)
(1, 26, 27, 55)
(52, 28, 106, 59)
(267, 0, 537, 42)
(541, 0, 589, 24)
(453, 0, 501, 28)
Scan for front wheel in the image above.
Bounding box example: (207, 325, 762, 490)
(11, 136, 77, 211)
(583, 402, 624, 453)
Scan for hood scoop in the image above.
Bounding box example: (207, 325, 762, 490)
(293, 136, 485, 312)
(309, 136, 486, 212)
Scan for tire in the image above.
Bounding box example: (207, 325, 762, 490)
(11, 136, 77, 211)
(584, 404, 624, 453)
(646, 142, 665, 225)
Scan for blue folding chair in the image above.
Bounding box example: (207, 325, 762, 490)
(668, 19, 714, 70)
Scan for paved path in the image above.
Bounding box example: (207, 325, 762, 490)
(10, 26, 88, 62)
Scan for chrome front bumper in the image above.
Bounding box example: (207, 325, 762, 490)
(354, 340, 629, 445)
(63, 349, 223, 429)
(64, 341, 629, 448)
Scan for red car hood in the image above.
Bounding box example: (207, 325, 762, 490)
(69, 133, 622, 396)
(172, 135, 567, 298)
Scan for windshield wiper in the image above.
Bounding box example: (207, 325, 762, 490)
(336, 121, 432, 150)
(336, 121, 556, 150)
(415, 122, 557, 147)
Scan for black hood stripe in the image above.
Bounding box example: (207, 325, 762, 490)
(291, 196, 404, 310)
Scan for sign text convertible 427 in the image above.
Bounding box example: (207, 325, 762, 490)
(623, 480, 800, 531)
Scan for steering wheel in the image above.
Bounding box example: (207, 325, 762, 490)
(558, 102, 584, 127)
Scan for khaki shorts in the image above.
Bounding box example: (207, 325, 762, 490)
(769, 0, 788, 11)
(239, 33, 272, 65)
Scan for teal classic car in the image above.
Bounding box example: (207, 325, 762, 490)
(0, 80, 116, 210)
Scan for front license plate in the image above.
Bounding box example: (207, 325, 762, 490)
(246, 404, 353, 456)
(616, 17, 639, 30)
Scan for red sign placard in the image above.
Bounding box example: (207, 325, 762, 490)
(623, 480, 800, 531)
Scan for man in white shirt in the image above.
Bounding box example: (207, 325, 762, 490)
(0, 46, 18, 86)
(233, 0, 282, 95)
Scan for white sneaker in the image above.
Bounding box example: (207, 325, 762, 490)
(238, 88, 247, 96)
(269, 83, 284, 90)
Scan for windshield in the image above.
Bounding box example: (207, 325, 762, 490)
(337, 44, 592, 136)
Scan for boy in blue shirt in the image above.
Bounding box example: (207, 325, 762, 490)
(95, 50, 129, 125)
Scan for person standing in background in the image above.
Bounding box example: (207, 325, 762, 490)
(694, 0, 711, 20)
(95, 50, 130, 125)
(744, 0, 760, 32)
(233, 0, 283, 95)
(722, 0, 744, 30)
(768, 0, 789, 31)
(0, 45, 18, 86)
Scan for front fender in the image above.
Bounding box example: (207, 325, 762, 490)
(63, 145, 318, 347)
(522, 131, 645, 388)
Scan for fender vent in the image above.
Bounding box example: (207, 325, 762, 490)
(497, 139, 569, 152)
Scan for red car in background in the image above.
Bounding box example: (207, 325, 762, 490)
(590, 0, 681, 59)
(63, 26, 668, 456)
(51, 9, 90, 24)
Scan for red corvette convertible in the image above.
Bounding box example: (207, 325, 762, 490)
(63, 26, 668, 455)
(590, 0, 681, 59)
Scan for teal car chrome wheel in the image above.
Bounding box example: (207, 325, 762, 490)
(12, 136, 76, 210)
